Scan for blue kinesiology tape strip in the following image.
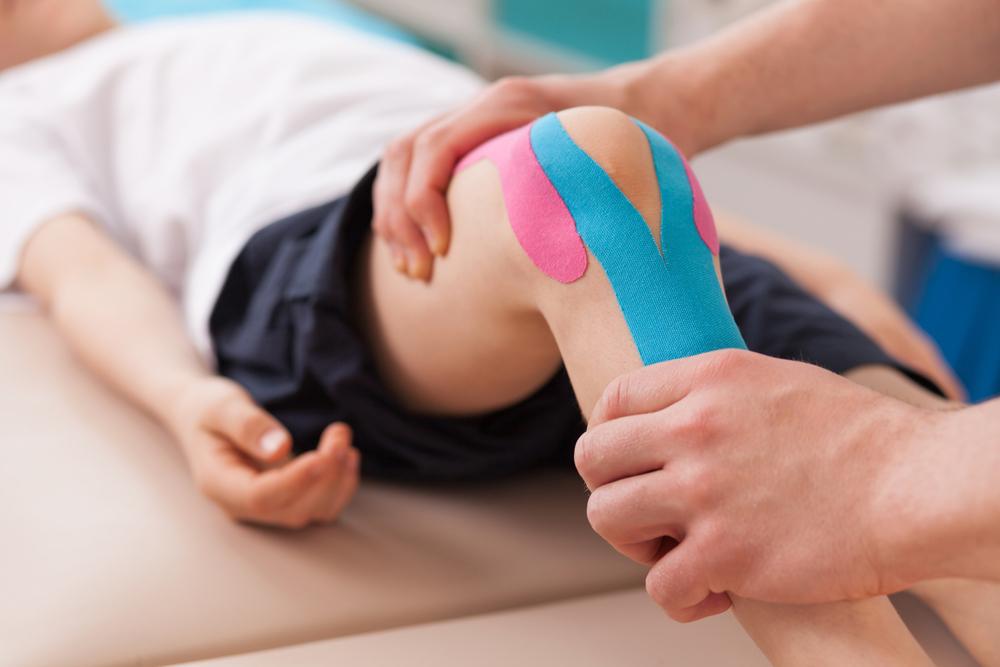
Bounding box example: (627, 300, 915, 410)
(529, 113, 747, 364)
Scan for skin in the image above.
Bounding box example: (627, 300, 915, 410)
(580, 354, 1000, 619)
(0, 0, 115, 68)
(373, 0, 1000, 616)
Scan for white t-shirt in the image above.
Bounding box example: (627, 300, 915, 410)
(0, 13, 483, 359)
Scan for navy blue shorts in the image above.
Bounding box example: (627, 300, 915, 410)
(210, 165, 933, 482)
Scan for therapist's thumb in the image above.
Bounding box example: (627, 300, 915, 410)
(645, 540, 732, 622)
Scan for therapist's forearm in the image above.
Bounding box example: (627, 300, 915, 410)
(884, 399, 1000, 587)
(627, 0, 1000, 154)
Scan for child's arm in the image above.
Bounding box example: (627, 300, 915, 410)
(18, 213, 359, 528)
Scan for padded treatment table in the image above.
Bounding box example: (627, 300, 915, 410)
(0, 311, 644, 666)
(175, 589, 770, 666)
(174, 593, 981, 666)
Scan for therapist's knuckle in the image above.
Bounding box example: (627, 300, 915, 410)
(697, 517, 727, 556)
(595, 374, 632, 423)
(404, 188, 433, 221)
(671, 403, 715, 444)
(707, 348, 749, 378)
(414, 124, 447, 153)
(492, 76, 534, 102)
(573, 433, 596, 477)
(387, 212, 412, 236)
(585, 489, 614, 535)
(645, 568, 672, 611)
(384, 136, 411, 163)
(677, 464, 716, 511)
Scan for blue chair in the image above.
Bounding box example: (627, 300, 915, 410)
(897, 214, 1000, 403)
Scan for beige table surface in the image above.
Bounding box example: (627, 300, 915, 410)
(0, 312, 643, 666)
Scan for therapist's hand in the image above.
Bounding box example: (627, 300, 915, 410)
(577, 350, 942, 621)
(373, 76, 560, 280)
(372, 66, 663, 280)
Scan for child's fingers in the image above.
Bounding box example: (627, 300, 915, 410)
(321, 448, 361, 523)
(295, 424, 353, 523)
(199, 424, 356, 528)
(238, 451, 329, 526)
(284, 424, 354, 525)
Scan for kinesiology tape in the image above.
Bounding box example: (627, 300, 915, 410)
(457, 112, 746, 364)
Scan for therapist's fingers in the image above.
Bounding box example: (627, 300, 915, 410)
(374, 132, 434, 279)
(575, 412, 672, 491)
(589, 349, 754, 427)
(403, 118, 458, 257)
(586, 469, 686, 565)
(588, 353, 718, 428)
(400, 77, 561, 258)
(646, 538, 733, 622)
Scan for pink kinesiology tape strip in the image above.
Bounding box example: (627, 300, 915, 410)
(683, 159, 719, 255)
(456, 124, 588, 283)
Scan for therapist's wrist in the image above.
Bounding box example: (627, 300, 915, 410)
(614, 49, 737, 158)
(871, 405, 982, 590)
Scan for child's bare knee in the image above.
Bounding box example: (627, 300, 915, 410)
(556, 107, 662, 234)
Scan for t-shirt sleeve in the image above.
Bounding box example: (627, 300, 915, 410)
(720, 245, 943, 396)
(0, 119, 104, 290)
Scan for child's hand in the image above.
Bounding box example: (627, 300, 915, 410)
(170, 378, 360, 529)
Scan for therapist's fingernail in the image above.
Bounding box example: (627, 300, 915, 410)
(391, 248, 406, 272)
(426, 230, 446, 256)
(259, 429, 286, 456)
(408, 254, 429, 280)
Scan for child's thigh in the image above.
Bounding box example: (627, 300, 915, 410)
(356, 161, 562, 416)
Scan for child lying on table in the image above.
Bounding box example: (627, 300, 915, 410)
(3, 2, 996, 665)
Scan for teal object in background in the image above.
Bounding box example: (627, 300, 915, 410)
(496, 0, 653, 64)
(105, 0, 415, 44)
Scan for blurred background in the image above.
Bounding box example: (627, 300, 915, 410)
(107, 0, 1000, 400)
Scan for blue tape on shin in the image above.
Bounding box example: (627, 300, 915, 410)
(529, 113, 746, 364)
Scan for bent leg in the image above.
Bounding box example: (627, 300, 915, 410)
(360, 106, 931, 664)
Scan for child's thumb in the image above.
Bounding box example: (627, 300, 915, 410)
(210, 396, 291, 463)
